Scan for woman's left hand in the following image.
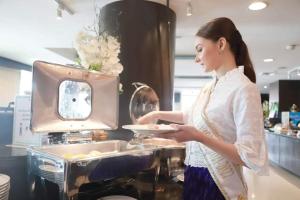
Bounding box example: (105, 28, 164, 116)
(157, 124, 203, 143)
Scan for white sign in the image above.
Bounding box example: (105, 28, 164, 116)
(12, 96, 47, 146)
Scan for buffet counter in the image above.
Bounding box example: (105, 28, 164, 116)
(265, 130, 300, 176)
(0, 133, 184, 200)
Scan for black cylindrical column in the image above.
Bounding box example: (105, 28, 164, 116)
(100, 0, 176, 129)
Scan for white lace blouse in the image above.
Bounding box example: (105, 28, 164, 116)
(183, 68, 269, 175)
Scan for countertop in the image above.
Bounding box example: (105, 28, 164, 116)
(265, 129, 300, 141)
(0, 144, 27, 159)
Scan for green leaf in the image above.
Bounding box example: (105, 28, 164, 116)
(88, 63, 102, 71)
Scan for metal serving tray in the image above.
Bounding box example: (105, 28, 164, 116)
(27, 140, 160, 200)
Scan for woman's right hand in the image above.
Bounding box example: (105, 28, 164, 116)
(137, 111, 160, 124)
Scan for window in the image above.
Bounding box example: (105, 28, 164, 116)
(19, 70, 32, 95)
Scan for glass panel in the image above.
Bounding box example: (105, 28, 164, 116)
(58, 80, 91, 119)
(129, 85, 159, 124)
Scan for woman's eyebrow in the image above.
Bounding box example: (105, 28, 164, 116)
(195, 43, 202, 50)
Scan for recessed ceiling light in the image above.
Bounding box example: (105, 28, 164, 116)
(57, 6, 62, 20)
(248, 1, 268, 11)
(263, 58, 274, 62)
(260, 72, 275, 76)
(263, 85, 268, 89)
(278, 66, 287, 70)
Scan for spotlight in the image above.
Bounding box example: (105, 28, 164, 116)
(186, 1, 192, 16)
(286, 44, 297, 50)
(54, 0, 74, 20)
(57, 6, 62, 20)
(263, 58, 274, 62)
(248, 1, 268, 11)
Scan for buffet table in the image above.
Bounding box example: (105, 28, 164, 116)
(0, 132, 184, 200)
(265, 130, 300, 176)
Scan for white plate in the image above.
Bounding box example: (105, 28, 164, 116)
(99, 195, 137, 200)
(0, 185, 9, 192)
(0, 188, 9, 195)
(177, 174, 184, 182)
(0, 192, 9, 197)
(0, 193, 9, 200)
(0, 175, 9, 186)
(122, 124, 178, 135)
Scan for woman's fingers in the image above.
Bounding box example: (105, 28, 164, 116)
(170, 123, 180, 129)
(156, 131, 185, 142)
(137, 111, 157, 124)
(137, 114, 152, 124)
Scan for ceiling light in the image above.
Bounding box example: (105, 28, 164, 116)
(260, 72, 275, 76)
(263, 58, 274, 62)
(57, 6, 62, 20)
(278, 66, 288, 70)
(186, 1, 192, 16)
(286, 44, 297, 50)
(248, 1, 268, 11)
(263, 85, 268, 89)
(54, 0, 74, 19)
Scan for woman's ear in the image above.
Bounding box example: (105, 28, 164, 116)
(218, 37, 227, 52)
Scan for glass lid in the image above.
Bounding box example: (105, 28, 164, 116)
(129, 82, 159, 124)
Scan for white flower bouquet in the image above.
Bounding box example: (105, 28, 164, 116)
(74, 31, 123, 76)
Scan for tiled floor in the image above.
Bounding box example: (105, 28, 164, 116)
(244, 164, 300, 200)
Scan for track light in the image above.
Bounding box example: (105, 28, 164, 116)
(186, 1, 192, 16)
(57, 5, 62, 20)
(54, 0, 74, 20)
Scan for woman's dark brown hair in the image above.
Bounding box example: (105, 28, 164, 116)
(196, 17, 256, 83)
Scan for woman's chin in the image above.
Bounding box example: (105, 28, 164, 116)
(202, 66, 211, 72)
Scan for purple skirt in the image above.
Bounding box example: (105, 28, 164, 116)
(183, 165, 225, 200)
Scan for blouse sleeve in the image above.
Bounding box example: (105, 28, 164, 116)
(233, 84, 269, 175)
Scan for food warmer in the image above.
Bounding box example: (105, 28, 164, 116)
(28, 61, 163, 200)
(28, 61, 185, 200)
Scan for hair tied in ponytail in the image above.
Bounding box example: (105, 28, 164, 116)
(196, 17, 256, 83)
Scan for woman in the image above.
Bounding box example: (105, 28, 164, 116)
(138, 17, 269, 200)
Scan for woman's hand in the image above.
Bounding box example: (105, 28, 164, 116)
(157, 124, 204, 143)
(137, 111, 160, 124)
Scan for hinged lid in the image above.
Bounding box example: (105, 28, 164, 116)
(31, 61, 119, 133)
(129, 82, 159, 124)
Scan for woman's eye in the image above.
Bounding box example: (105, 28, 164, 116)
(196, 47, 202, 53)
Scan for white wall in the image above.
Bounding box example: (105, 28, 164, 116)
(0, 66, 20, 107)
(173, 58, 212, 110)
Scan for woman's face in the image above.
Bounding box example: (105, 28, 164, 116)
(194, 36, 222, 72)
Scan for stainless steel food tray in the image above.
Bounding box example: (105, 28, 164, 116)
(27, 140, 160, 200)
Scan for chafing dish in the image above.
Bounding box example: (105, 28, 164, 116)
(142, 138, 185, 177)
(28, 140, 160, 200)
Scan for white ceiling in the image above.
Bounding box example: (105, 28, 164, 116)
(1, 0, 300, 92)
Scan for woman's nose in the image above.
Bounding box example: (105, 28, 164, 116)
(195, 55, 201, 63)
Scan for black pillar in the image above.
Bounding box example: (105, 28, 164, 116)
(100, 0, 176, 129)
